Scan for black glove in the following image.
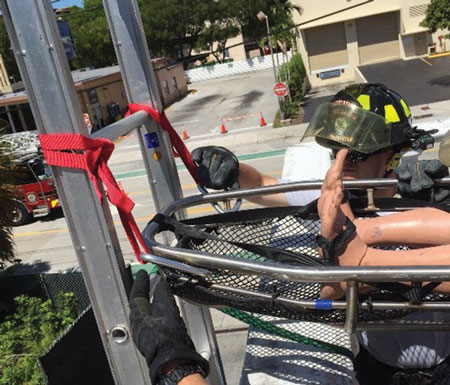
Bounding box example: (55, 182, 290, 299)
(129, 271, 209, 384)
(395, 159, 450, 203)
(191, 146, 239, 190)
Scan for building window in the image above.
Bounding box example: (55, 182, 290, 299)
(162, 80, 170, 95)
(87, 88, 99, 104)
(171, 76, 178, 90)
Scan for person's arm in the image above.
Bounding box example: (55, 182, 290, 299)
(191, 146, 289, 206)
(239, 163, 289, 206)
(318, 149, 450, 299)
(129, 271, 209, 384)
(353, 207, 450, 247)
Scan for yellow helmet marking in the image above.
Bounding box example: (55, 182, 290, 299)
(400, 99, 411, 117)
(384, 105, 400, 122)
(357, 94, 370, 111)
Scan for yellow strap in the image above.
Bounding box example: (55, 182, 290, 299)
(400, 99, 411, 118)
(384, 105, 400, 122)
(357, 94, 370, 111)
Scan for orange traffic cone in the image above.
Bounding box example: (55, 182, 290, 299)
(259, 112, 267, 127)
(182, 125, 189, 140)
(220, 119, 228, 134)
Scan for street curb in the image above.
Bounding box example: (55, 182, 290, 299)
(183, 123, 308, 152)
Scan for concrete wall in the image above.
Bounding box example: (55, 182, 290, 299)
(431, 29, 450, 54)
(185, 51, 292, 83)
(290, 0, 403, 29)
(290, 0, 440, 87)
(154, 63, 188, 108)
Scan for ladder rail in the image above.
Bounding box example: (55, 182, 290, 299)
(102, 1, 226, 383)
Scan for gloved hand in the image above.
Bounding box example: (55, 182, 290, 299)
(395, 159, 450, 203)
(129, 271, 209, 384)
(191, 146, 239, 190)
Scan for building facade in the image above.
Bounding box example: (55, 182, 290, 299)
(291, 0, 450, 86)
(0, 60, 187, 134)
(0, 55, 12, 95)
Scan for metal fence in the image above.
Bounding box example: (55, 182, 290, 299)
(0, 271, 90, 313)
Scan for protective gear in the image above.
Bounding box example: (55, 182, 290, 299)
(191, 146, 239, 190)
(304, 83, 420, 154)
(395, 160, 450, 203)
(129, 271, 209, 384)
(439, 130, 450, 167)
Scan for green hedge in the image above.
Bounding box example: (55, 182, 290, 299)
(280, 53, 306, 103)
(0, 294, 78, 385)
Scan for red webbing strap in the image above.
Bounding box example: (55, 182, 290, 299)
(39, 133, 148, 264)
(125, 103, 201, 184)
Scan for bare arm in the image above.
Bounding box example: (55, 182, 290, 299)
(318, 149, 450, 298)
(350, 206, 450, 247)
(239, 163, 289, 206)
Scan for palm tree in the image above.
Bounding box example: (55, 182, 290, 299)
(0, 141, 16, 271)
(268, 0, 303, 52)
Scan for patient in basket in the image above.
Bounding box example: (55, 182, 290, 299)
(318, 146, 450, 299)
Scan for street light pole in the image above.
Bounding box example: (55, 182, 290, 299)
(257, 11, 284, 120)
(257, 11, 278, 84)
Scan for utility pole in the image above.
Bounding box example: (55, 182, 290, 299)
(257, 11, 284, 119)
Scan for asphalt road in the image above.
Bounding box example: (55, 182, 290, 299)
(359, 56, 450, 106)
(12, 141, 287, 274)
(166, 68, 279, 137)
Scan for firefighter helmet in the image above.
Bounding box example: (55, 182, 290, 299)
(303, 83, 415, 154)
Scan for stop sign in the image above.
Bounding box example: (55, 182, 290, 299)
(274, 82, 288, 97)
(83, 113, 91, 127)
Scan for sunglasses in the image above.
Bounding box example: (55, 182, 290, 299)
(332, 149, 371, 163)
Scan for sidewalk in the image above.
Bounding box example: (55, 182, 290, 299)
(181, 123, 308, 156)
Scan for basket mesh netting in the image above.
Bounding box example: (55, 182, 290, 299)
(240, 317, 356, 385)
(151, 200, 449, 325)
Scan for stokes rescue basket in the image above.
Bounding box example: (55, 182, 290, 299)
(142, 181, 450, 331)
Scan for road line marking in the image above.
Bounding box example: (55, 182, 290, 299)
(14, 202, 257, 238)
(115, 149, 285, 180)
(171, 119, 200, 125)
(420, 57, 433, 66)
(428, 52, 450, 59)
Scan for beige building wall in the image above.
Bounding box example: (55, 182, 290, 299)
(154, 63, 188, 108)
(0, 55, 12, 94)
(226, 34, 247, 61)
(356, 12, 400, 65)
(290, 0, 440, 87)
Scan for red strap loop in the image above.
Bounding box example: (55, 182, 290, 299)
(125, 103, 201, 184)
(39, 133, 148, 264)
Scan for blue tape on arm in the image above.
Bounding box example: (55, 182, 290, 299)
(314, 299, 332, 310)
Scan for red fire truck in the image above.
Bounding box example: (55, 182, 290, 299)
(1, 132, 60, 226)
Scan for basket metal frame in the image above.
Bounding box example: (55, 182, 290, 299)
(142, 177, 450, 333)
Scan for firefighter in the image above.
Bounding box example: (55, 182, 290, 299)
(129, 270, 209, 385)
(191, 83, 450, 207)
(190, 83, 450, 384)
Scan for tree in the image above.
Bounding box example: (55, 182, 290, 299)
(421, 0, 450, 39)
(64, 1, 117, 70)
(195, 0, 241, 63)
(0, 142, 17, 271)
(0, 18, 21, 82)
(139, 0, 212, 61)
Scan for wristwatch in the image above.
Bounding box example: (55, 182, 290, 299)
(156, 364, 206, 385)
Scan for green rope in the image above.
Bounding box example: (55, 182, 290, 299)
(220, 307, 355, 362)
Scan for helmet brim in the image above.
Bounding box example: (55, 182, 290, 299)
(302, 103, 393, 154)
